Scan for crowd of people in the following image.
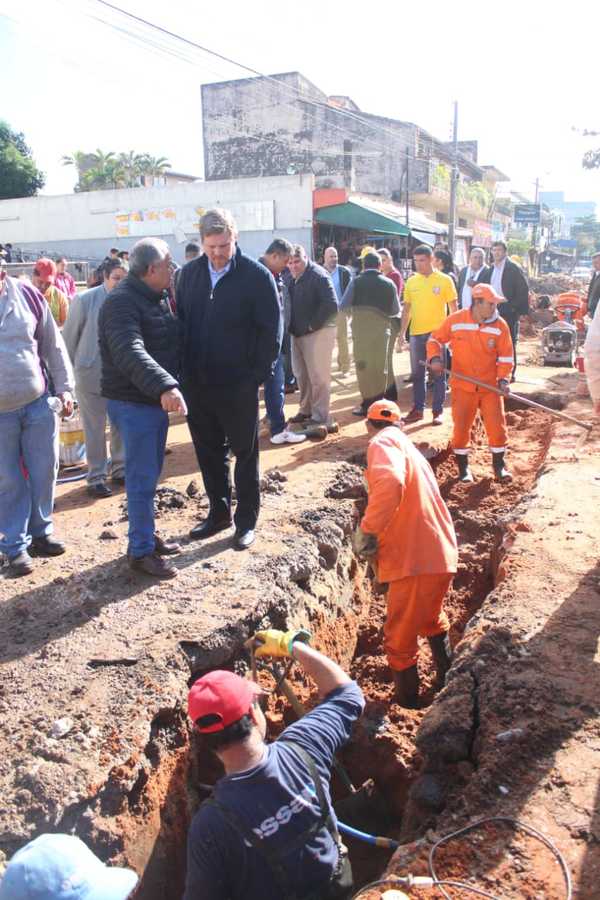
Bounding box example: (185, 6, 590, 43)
(2, 211, 600, 897)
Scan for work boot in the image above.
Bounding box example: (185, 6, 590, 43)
(392, 666, 420, 709)
(455, 454, 474, 483)
(492, 452, 512, 482)
(128, 551, 177, 579)
(7, 550, 34, 577)
(428, 632, 452, 689)
(154, 533, 181, 555)
(30, 535, 66, 556)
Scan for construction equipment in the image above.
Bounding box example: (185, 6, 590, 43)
(541, 295, 586, 367)
(421, 362, 593, 433)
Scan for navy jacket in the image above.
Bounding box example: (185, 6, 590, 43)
(176, 246, 282, 386)
(98, 274, 180, 406)
(288, 261, 338, 338)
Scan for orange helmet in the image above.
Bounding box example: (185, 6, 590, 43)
(471, 283, 502, 303)
(367, 399, 401, 423)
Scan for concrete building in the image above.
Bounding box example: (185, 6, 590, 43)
(539, 191, 596, 238)
(0, 174, 314, 265)
(201, 71, 510, 251)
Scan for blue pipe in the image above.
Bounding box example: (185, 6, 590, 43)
(337, 821, 399, 850)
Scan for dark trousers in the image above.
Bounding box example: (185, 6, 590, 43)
(499, 308, 520, 378)
(281, 332, 295, 386)
(184, 380, 260, 531)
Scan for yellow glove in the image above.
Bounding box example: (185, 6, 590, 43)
(253, 628, 311, 658)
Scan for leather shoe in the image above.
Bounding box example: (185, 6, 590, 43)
(401, 408, 424, 424)
(154, 533, 181, 555)
(31, 535, 66, 557)
(190, 516, 232, 540)
(7, 550, 34, 577)
(128, 551, 177, 579)
(233, 528, 255, 551)
(87, 482, 112, 498)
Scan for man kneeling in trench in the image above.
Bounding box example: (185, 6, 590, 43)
(354, 400, 458, 708)
(184, 629, 364, 900)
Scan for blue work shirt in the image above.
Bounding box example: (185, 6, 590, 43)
(184, 681, 364, 900)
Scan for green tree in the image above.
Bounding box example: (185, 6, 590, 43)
(0, 121, 45, 199)
(138, 155, 171, 185)
(571, 215, 600, 256)
(61, 149, 171, 191)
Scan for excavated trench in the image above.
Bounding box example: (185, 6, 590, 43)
(80, 407, 553, 898)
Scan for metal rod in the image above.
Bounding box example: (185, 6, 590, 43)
(420, 361, 593, 432)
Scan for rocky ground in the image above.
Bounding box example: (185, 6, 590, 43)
(1, 336, 599, 899)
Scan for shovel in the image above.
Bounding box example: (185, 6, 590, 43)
(421, 362, 593, 433)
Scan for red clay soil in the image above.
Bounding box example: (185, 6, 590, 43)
(256, 407, 554, 892)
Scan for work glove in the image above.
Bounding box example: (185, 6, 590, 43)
(353, 526, 379, 558)
(497, 378, 511, 396)
(253, 628, 311, 658)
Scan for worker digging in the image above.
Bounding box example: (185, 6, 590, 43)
(427, 283, 515, 483)
(354, 400, 458, 710)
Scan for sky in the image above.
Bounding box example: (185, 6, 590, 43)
(1, 0, 599, 208)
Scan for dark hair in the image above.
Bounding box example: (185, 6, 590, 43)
(185, 242, 200, 256)
(433, 249, 454, 274)
(363, 251, 381, 270)
(110, 247, 120, 255)
(117, 250, 129, 259)
(413, 244, 432, 257)
(291, 244, 307, 259)
(198, 703, 258, 752)
(266, 238, 293, 256)
(103, 258, 127, 279)
(56, 256, 67, 264)
(491, 241, 507, 251)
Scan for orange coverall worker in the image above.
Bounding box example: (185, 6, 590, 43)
(555, 292, 587, 335)
(426, 308, 514, 454)
(360, 426, 458, 671)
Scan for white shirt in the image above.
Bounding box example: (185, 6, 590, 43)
(461, 266, 485, 310)
(490, 258, 506, 298)
(584, 302, 600, 405)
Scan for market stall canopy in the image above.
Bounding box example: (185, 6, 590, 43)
(315, 197, 410, 236)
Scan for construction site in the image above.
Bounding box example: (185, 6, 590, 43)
(1, 318, 599, 899)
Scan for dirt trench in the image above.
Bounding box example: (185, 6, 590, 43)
(81, 405, 550, 899)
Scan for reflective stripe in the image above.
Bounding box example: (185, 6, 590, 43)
(497, 356, 514, 363)
(450, 322, 479, 332)
(454, 448, 469, 455)
(490, 446, 507, 453)
(480, 326, 502, 335)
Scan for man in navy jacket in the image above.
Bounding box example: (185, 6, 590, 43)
(176, 209, 282, 551)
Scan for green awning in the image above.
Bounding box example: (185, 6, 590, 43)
(316, 201, 410, 236)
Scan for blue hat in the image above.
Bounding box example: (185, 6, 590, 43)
(0, 834, 138, 900)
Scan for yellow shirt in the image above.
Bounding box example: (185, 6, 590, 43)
(403, 271, 457, 335)
(44, 285, 69, 328)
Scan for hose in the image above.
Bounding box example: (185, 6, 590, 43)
(337, 821, 399, 851)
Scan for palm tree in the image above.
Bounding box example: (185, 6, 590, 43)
(138, 155, 172, 186)
(118, 151, 146, 188)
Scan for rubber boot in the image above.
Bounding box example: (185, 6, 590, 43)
(455, 453, 474, 483)
(428, 632, 451, 689)
(393, 666, 420, 709)
(492, 451, 512, 482)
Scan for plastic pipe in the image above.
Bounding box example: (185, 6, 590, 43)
(337, 820, 399, 850)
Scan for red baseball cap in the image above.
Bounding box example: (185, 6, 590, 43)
(34, 258, 57, 284)
(188, 670, 264, 733)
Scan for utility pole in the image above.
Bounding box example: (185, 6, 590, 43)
(405, 145, 410, 230)
(531, 176, 540, 275)
(448, 101, 459, 254)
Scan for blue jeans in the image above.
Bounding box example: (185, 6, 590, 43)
(263, 354, 286, 436)
(0, 393, 58, 559)
(410, 333, 446, 415)
(107, 400, 169, 558)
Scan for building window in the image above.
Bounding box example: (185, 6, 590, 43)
(436, 212, 448, 224)
(458, 218, 467, 228)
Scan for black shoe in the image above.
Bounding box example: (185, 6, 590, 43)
(128, 551, 177, 579)
(7, 550, 34, 577)
(233, 528, 255, 551)
(455, 454, 474, 483)
(190, 516, 232, 540)
(30, 535, 66, 557)
(154, 533, 181, 555)
(351, 406, 366, 417)
(284, 383, 298, 394)
(428, 633, 451, 688)
(289, 412, 311, 424)
(87, 482, 112, 498)
(393, 666, 420, 709)
(492, 451, 512, 482)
